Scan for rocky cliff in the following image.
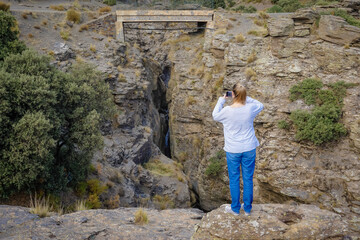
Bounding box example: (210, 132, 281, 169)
(160, 9, 360, 234)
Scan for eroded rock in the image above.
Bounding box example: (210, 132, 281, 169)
(192, 204, 350, 240)
(318, 15, 360, 47)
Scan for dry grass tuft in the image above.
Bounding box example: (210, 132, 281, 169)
(30, 194, 52, 218)
(248, 29, 268, 37)
(75, 200, 88, 211)
(79, 24, 89, 32)
(185, 96, 197, 106)
(99, 6, 111, 13)
(134, 208, 148, 225)
(21, 12, 29, 19)
(90, 44, 96, 53)
(0, 1, 10, 11)
(163, 35, 191, 45)
(245, 67, 257, 80)
(214, 28, 227, 35)
(50, 4, 65, 11)
(259, 11, 269, 19)
(60, 30, 70, 40)
(247, 51, 257, 64)
(66, 9, 81, 24)
(235, 33, 245, 43)
(118, 73, 126, 82)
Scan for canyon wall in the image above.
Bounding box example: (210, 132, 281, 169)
(158, 10, 360, 232)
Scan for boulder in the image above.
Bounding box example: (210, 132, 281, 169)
(292, 9, 320, 24)
(318, 15, 360, 46)
(267, 17, 294, 37)
(192, 204, 351, 240)
(53, 42, 75, 61)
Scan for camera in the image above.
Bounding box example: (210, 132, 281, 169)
(226, 91, 232, 97)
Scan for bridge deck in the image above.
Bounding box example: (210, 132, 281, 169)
(116, 10, 214, 41)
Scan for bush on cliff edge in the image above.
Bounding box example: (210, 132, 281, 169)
(289, 78, 355, 145)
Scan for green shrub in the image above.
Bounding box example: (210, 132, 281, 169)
(104, 0, 116, 6)
(289, 79, 354, 145)
(267, 0, 302, 12)
(289, 78, 323, 105)
(205, 150, 226, 177)
(234, 5, 257, 13)
(267, 5, 284, 13)
(0, 11, 26, 60)
(227, 0, 236, 8)
(0, 50, 116, 197)
(278, 120, 290, 130)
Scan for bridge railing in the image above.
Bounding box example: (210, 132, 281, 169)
(116, 0, 216, 10)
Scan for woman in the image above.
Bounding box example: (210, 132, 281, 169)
(212, 83, 263, 216)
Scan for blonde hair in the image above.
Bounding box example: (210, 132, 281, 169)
(233, 83, 246, 104)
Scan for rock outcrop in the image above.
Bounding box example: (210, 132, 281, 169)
(318, 15, 360, 47)
(0, 205, 204, 240)
(192, 204, 352, 240)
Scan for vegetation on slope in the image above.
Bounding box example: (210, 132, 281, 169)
(289, 78, 356, 145)
(0, 11, 116, 198)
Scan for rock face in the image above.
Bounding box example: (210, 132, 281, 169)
(192, 204, 351, 240)
(0, 205, 204, 240)
(318, 15, 360, 47)
(159, 10, 360, 236)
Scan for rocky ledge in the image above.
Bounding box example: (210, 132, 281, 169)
(192, 204, 353, 240)
(0, 205, 203, 240)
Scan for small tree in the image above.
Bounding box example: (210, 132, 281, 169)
(0, 11, 26, 60)
(0, 50, 115, 197)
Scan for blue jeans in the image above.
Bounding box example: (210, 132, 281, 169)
(226, 149, 256, 214)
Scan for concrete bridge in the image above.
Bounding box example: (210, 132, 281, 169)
(116, 10, 214, 41)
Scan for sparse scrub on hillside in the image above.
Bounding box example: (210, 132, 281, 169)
(50, 5, 65, 11)
(0, 1, 10, 11)
(144, 159, 174, 176)
(66, 9, 81, 23)
(205, 150, 226, 177)
(234, 5, 257, 13)
(104, 0, 116, 6)
(134, 208, 148, 225)
(289, 79, 356, 145)
(99, 6, 111, 13)
(247, 29, 268, 37)
(267, 0, 303, 12)
(163, 35, 191, 45)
